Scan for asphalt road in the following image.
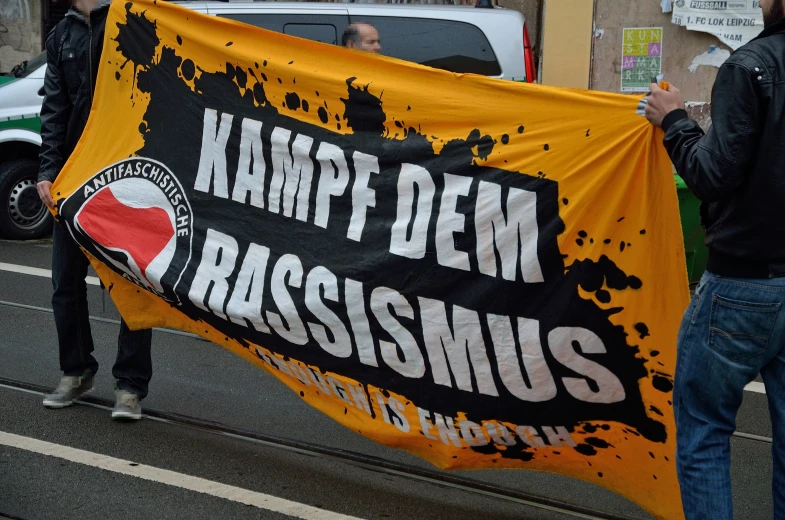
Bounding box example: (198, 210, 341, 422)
(0, 238, 775, 520)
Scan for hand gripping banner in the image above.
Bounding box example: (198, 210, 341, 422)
(52, 1, 689, 517)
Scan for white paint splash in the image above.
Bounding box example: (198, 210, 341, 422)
(689, 47, 730, 73)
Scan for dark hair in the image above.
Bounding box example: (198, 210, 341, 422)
(342, 25, 359, 47)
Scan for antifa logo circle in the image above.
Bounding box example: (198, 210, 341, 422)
(59, 158, 193, 304)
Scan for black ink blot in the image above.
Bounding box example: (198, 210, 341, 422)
(180, 59, 195, 81)
(341, 77, 386, 134)
(317, 107, 329, 123)
(586, 437, 612, 449)
(285, 92, 301, 110)
(252, 82, 267, 105)
(634, 322, 650, 339)
(234, 67, 247, 89)
(652, 376, 674, 393)
(575, 444, 597, 456)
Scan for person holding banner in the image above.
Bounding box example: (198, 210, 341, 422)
(36, 0, 154, 421)
(645, 0, 785, 518)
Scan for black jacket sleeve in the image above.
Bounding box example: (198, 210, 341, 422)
(38, 30, 72, 184)
(662, 51, 765, 203)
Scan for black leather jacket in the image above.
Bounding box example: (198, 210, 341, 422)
(38, 0, 110, 184)
(662, 18, 785, 279)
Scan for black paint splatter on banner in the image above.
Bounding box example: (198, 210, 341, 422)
(317, 106, 328, 123)
(98, 5, 670, 463)
(285, 92, 301, 110)
(113, 3, 160, 98)
(635, 323, 650, 339)
(180, 59, 195, 81)
(341, 77, 386, 134)
(652, 376, 674, 393)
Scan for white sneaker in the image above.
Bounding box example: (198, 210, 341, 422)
(111, 389, 142, 421)
(42, 373, 94, 409)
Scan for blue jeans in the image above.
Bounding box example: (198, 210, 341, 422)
(51, 221, 153, 399)
(675, 271, 785, 519)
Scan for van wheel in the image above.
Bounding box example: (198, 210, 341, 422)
(0, 159, 53, 240)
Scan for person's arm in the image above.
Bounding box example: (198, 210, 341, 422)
(37, 30, 72, 207)
(660, 52, 765, 203)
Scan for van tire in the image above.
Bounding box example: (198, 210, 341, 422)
(0, 158, 53, 240)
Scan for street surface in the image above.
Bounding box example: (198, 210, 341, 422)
(0, 238, 775, 519)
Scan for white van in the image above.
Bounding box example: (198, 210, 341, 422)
(197, 2, 533, 81)
(0, 2, 533, 239)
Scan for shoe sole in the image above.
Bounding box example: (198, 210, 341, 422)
(42, 387, 94, 409)
(111, 410, 142, 421)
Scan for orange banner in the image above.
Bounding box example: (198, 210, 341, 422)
(53, 1, 688, 517)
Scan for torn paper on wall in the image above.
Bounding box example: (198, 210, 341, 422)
(672, 0, 763, 50)
(688, 45, 730, 72)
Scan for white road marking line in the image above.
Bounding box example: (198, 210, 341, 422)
(0, 430, 363, 520)
(0, 262, 100, 286)
(744, 382, 766, 394)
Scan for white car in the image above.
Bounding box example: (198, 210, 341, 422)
(0, 2, 533, 239)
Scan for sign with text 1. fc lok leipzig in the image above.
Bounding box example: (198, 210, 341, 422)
(52, 1, 689, 518)
(621, 27, 663, 92)
(672, 0, 763, 50)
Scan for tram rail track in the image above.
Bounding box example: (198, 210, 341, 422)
(0, 297, 773, 520)
(1, 375, 630, 520)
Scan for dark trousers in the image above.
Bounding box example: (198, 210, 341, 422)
(51, 222, 153, 399)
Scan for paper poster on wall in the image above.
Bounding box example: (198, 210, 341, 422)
(672, 0, 763, 50)
(621, 27, 663, 93)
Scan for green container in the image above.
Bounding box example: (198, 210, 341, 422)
(675, 174, 707, 285)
